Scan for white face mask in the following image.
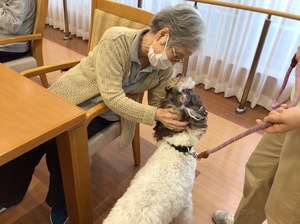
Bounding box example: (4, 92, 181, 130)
(148, 35, 173, 69)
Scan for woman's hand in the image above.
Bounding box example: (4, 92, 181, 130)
(155, 108, 188, 131)
(256, 104, 300, 133)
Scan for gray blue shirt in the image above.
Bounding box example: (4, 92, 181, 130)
(0, 0, 36, 52)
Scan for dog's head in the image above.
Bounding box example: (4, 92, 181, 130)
(153, 74, 207, 142)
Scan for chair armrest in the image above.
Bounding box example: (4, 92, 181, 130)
(20, 60, 80, 78)
(20, 62, 144, 129)
(0, 34, 42, 45)
(86, 102, 110, 125)
(85, 92, 145, 126)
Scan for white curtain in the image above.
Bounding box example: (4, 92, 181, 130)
(46, 0, 91, 40)
(185, 0, 300, 111)
(46, 0, 300, 111)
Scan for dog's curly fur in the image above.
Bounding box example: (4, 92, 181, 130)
(103, 75, 207, 224)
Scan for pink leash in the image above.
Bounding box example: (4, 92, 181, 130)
(197, 54, 300, 160)
(272, 54, 300, 108)
(197, 122, 272, 159)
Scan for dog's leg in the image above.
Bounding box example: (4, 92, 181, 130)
(169, 192, 193, 224)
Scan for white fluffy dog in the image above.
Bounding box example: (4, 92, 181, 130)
(103, 75, 207, 224)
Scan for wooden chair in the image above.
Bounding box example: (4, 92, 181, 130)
(0, 0, 49, 88)
(21, 0, 155, 166)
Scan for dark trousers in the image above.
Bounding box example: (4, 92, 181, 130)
(0, 51, 29, 63)
(0, 116, 116, 208)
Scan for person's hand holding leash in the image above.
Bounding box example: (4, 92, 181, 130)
(256, 104, 300, 133)
(257, 46, 300, 133)
(155, 108, 188, 131)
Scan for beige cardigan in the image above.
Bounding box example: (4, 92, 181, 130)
(49, 27, 173, 150)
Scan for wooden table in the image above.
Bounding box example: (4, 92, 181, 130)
(0, 64, 93, 223)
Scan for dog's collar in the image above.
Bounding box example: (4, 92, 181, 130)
(168, 143, 194, 153)
(167, 142, 200, 160)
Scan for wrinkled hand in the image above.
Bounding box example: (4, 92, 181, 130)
(155, 108, 188, 131)
(256, 104, 300, 133)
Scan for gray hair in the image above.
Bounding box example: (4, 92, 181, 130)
(150, 4, 205, 53)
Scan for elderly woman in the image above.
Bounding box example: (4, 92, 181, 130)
(0, 3, 205, 224)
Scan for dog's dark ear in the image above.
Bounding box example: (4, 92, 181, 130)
(153, 121, 176, 142)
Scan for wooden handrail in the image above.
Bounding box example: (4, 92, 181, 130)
(186, 0, 300, 21)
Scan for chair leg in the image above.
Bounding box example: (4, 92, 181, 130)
(132, 123, 141, 166)
(39, 73, 49, 88)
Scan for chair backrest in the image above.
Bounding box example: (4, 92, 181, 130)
(88, 0, 154, 51)
(86, 0, 154, 165)
(2, 0, 49, 87)
(31, 0, 49, 66)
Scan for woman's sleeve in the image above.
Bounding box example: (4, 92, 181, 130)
(94, 33, 158, 126)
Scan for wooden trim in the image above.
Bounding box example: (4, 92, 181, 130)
(187, 0, 300, 21)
